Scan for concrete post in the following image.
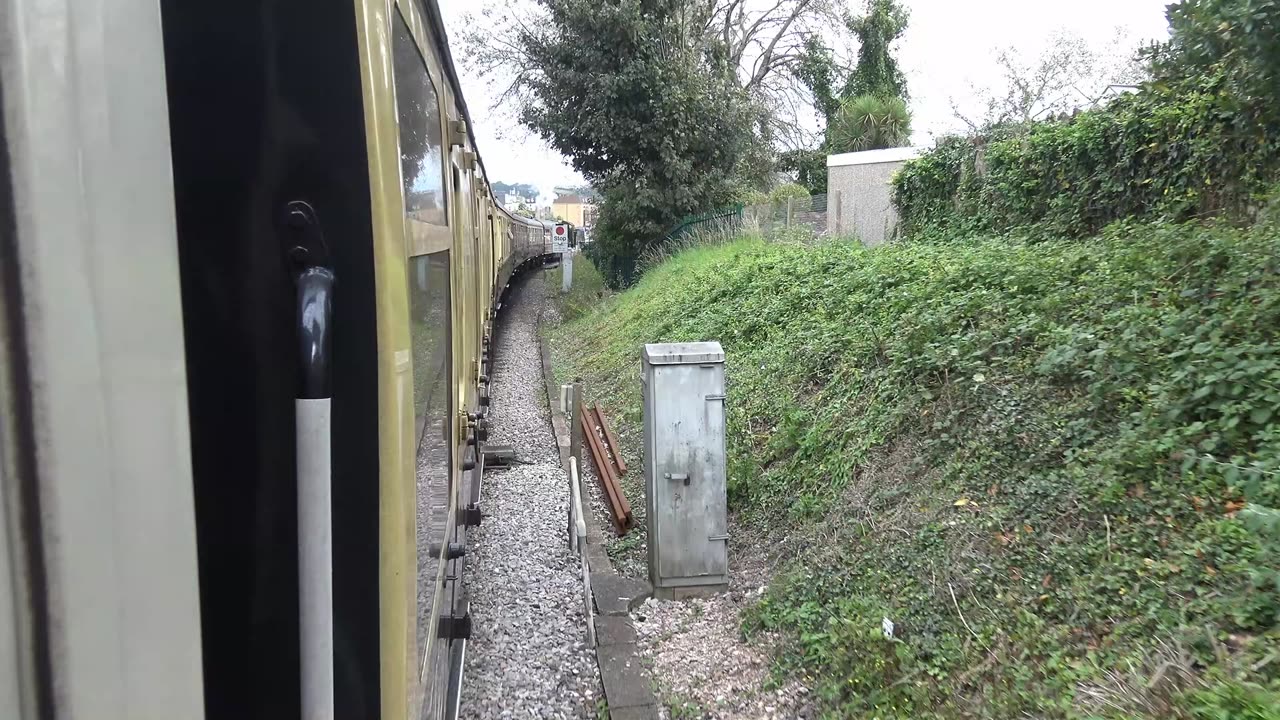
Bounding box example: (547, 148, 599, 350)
(561, 250, 573, 293)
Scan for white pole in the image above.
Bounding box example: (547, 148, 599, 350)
(561, 249, 573, 294)
(569, 456, 587, 553)
(297, 398, 334, 720)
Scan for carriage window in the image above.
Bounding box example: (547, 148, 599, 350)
(409, 250, 451, 669)
(394, 7, 451, 675)
(392, 11, 447, 225)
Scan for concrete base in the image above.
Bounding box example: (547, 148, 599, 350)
(652, 583, 728, 601)
(591, 572, 650, 616)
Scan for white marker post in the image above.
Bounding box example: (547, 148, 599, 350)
(562, 248, 574, 293)
(553, 222, 573, 293)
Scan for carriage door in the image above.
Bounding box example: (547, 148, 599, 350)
(388, 6, 456, 717)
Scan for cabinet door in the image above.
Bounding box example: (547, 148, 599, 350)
(652, 364, 728, 581)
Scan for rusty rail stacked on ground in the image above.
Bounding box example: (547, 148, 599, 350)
(580, 403, 632, 533)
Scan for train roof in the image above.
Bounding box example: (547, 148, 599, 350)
(508, 215, 554, 230)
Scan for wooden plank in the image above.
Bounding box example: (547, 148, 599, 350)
(590, 405, 633, 526)
(594, 404, 627, 476)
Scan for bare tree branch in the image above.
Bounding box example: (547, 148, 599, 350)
(464, 0, 844, 155)
(951, 29, 1147, 132)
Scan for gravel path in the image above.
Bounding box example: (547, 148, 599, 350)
(460, 273, 600, 719)
(631, 544, 813, 720)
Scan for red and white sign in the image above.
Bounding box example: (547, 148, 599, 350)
(552, 223, 570, 252)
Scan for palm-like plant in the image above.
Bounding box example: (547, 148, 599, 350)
(828, 94, 912, 152)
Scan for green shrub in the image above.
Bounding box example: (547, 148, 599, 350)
(767, 182, 810, 204)
(735, 188, 769, 206)
(1150, 0, 1280, 123)
(893, 83, 1280, 239)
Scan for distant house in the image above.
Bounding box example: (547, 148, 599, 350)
(551, 194, 596, 227)
(1098, 84, 1140, 101)
(502, 192, 533, 212)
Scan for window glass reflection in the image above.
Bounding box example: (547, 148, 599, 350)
(393, 13, 447, 225)
(409, 251, 451, 671)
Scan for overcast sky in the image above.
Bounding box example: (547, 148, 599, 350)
(438, 0, 1173, 205)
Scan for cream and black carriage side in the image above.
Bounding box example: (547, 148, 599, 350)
(0, 0, 542, 718)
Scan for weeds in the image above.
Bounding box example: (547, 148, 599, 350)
(546, 255, 610, 322)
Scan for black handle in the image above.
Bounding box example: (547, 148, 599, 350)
(297, 267, 335, 399)
(281, 200, 334, 400)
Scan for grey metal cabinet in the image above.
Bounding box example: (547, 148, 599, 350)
(642, 342, 728, 599)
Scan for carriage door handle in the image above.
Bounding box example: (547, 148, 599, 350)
(282, 200, 335, 720)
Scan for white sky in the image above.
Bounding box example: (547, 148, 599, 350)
(438, 0, 1173, 204)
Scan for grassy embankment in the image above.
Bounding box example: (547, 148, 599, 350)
(548, 222, 1280, 718)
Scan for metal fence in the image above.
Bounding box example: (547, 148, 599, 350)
(742, 193, 829, 237)
(640, 193, 832, 273)
(660, 193, 831, 245)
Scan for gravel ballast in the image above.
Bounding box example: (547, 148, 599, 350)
(631, 549, 813, 720)
(460, 272, 600, 719)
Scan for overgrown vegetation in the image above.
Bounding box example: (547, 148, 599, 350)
(546, 257, 609, 323)
(789, 0, 914, 191)
(554, 222, 1280, 717)
(893, 83, 1280, 239)
(546, 2, 1280, 717)
(893, 0, 1280, 240)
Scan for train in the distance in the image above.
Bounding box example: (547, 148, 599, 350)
(0, 0, 553, 719)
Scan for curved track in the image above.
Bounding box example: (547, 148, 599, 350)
(460, 274, 600, 718)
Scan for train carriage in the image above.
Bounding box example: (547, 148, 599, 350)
(0, 0, 549, 718)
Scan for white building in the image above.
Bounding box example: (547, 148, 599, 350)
(501, 193, 534, 212)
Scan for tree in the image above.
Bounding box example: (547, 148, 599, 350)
(846, 0, 909, 100)
(464, 0, 766, 286)
(777, 148, 827, 193)
(828, 94, 911, 152)
(787, 0, 911, 191)
(463, 0, 845, 152)
(1146, 0, 1280, 123)
(951, 30, 1146, 132)
(793, 0, 910, 127)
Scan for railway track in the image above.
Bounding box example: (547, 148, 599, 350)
(459, 274, 601, 718)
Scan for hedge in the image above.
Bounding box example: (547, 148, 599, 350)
(892, 77, 1280, 239)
